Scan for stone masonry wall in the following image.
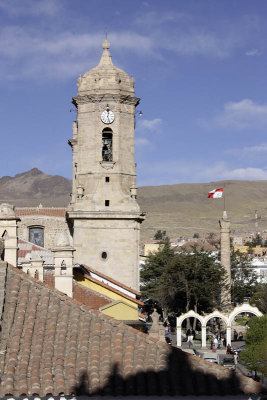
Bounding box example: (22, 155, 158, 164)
(17, 215, 70, 249)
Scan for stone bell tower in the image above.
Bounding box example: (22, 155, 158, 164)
(67, 39, 145, 290)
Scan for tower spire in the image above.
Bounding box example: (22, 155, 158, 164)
(98, 31, 113, 67)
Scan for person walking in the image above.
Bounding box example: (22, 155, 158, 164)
(187, 329, 194, 348)
(234, 352, 239, 365)
(226, 344, 231, 354)
(233, 329, 238, 341)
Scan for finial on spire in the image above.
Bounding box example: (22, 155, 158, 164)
(223, 210, 228, 220)
(99, 29, 112, 66)
(102, 26, 110, 50)
(102, 38, 110, 50)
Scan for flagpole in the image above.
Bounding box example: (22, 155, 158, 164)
(223, 187, 227, 220)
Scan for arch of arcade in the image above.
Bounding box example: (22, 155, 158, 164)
(176, 303, 263, 348)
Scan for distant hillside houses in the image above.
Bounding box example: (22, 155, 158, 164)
(142, 236, 267, 284)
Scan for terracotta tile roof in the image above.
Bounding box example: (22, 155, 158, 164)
(81, 264, 142, 297)
(76, 268, 144, 306)
(178, 239, 216, 252)
(0, 265, 264, 397)
(73, 281, 112, 310)
(15, 207, 66, 217)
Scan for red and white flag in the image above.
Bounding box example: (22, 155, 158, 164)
(208, 187, 224, 198)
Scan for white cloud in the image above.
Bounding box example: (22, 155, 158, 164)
(163, 32, 237, 58)
(0, 28, 154, 81)
(198, 164, 267, 181)
(0, 0, 60, 16)
(245, 48, 261, 56)
(137, 159, 267, 186)
(226, 143, 267, 158)
(226, 167, 267, 180)
(200, 99, 267, 130)
(135, 138, 150, 146)
(135, 11, 190, 27)
(108, 33, 154, 54)
(138, 118, 162, 131)
(133, 10, 256, 59)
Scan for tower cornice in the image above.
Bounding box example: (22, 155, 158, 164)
(67, 210, 146, 223)
(72, 94, 140, 106)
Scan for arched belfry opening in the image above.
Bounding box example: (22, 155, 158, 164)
(102, 128, 113, 161)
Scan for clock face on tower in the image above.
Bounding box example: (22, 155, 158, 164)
(101, 109, 115, 124)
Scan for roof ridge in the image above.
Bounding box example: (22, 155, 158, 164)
(78, 271, 143, 306)
(81, 264, 141, 296)
(18, 238, 49, 251)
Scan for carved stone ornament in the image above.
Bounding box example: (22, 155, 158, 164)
(99, 161, 116, 170)
(0, 203, 15, 218)
(73, 94, 140, 106)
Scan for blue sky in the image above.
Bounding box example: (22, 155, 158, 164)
(1, 0, 267, 186)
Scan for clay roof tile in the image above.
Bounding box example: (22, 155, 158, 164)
(0, 265, 264, 397)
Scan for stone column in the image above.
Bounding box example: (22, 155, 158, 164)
(176, 326, 182, 347)
(0, 204, 20, 267)
(219, 211, 231, 311)
(201, 326, 207, 348)
(226, 326, 231, 346)
(52, 232, 75, 298)
(148, 309, 165, 342)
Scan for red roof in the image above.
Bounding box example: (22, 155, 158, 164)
(15, 207, 66, 217)
(0, 264, 263, 397)
(73, 281, 112, 310)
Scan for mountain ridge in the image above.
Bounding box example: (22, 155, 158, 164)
(1, 169, 267, 239)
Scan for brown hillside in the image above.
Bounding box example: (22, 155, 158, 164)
(0, 168, 71, 207)
(138, 181, 267, 239)
(0, 169, 266, 239)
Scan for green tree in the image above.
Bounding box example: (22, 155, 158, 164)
(206, 232, 219, 248)
(140, 237, 174, 301)
(251, 283, 267, 313)
(158, 248, 227, 315)
(153, 230, 167, 241)
(193, 233, 199, 238)
(245, 234, 263, 248)
(231, 251, 258, 304)
(251, 233, 263, 247)
(240, 315, 267, 376)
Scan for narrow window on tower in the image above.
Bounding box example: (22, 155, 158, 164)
(105, 176, 110, 182)
(61, 260, 67, 275)
(105, 200, 110, 207)
(102, 128, 113, 161)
